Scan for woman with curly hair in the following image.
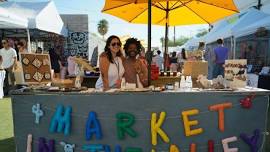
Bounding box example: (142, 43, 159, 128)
(95, 35, 125, 90)
(123, 38, 148, 87)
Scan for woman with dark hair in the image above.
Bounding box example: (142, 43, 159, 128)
(49, 48, 62, 78)
(177, 48, 187, 72)
(95, 35, 125, 90)
(170, 51, 178, 71)
(123, 38, 148, 88)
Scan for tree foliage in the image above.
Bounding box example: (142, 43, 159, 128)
(196, 28, 208, 37)
(97, 19, 109, 39)
(160, 36, 189, 47)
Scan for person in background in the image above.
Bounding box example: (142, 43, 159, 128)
(36, 47, 42, 54)
(170, 51, 178, 71)
(152, 50, 164, 71)
(0, 39, 17, 95)
(20, 39, 27, 50)
(14, 39, 20, 60)
(49, 48, 62, 78)
(196, 42, 205, 60)
(67, 55, 76, 76)
(205, 46, 215, 79)
(165, 53, 170, 71)
(213, 39, 229, 78)
(177, 48, 187, 72)
(123, 38, 148, 88)
(95, 35, 125, 90)
(17, 42, 27, 53)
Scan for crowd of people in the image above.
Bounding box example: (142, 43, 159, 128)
(0, 38, 55, 96)
(0, 36, 230, 93)
(151, 48, 187, 72)
(151, 38, 230, 80)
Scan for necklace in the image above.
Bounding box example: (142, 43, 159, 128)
(114, 57, 120, 79)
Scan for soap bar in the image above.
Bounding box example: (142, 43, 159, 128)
(125, 83, 136, 89)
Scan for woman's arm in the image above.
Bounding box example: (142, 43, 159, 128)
(99, 54, 110, 90)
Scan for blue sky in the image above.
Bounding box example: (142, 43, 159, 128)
(10, 0, 208, 47)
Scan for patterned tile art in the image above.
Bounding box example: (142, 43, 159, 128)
(20, 53, 52, 84)
(225, 59, 247, 88)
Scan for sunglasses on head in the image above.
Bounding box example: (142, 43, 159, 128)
(111, 42, 121, 47)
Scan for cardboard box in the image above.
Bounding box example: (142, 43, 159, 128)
(183, 61, 208, 78)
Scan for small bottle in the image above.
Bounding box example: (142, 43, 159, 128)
(190, 76, 193, 90)
(180, 76, 186, 91)
(186, 76, 193, 91)
(121, 78, 126, 89)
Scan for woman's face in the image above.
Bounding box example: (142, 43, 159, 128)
(109, 38, 121, 54)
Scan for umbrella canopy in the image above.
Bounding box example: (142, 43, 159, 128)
(102, 0, 239, 71)
(103, 0, 238, 26)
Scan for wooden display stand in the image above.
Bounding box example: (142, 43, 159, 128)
(225, 59, 247, 88)
(183, 61, 208, 78)
(17, 53, 52, 85)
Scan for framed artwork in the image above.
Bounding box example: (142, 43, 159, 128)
(225, 59, 247, 88)
(20, 53, 52, 84)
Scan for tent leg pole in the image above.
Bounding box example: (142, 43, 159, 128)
(146, 0, 152, 86)
(164, 1, 169, 71)
(27, 29, 31, 53)
(233, 37, 236, 59)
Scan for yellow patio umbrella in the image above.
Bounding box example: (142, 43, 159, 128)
(103, 0, 239, 83)
(102, 0, 238, 55)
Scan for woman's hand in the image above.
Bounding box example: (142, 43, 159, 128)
(115, 79, 121, 88)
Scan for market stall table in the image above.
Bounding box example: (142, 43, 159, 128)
(151, 76, 181, 87)
(11, 88, 270, 151)
(258, 75, 270, 90)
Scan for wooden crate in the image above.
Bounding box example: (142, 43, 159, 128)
(183, 61, 208, 78)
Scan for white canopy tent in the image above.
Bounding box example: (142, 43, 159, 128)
(183, 37, 203, 51)
(0, 1, 67, 52)
(0, 7, 28, 28)
(234, 0, 270, 13)
(203, 8, 269, 44)
(233, 16, 270, 38)
(0, 1, 67, 36)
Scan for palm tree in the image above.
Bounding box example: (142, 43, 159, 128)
(97, 19, 109, 39)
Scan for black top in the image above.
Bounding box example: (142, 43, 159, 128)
(49, 51, 61, 73)
(170, 57, 177, 63)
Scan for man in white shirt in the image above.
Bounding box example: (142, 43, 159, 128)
(0, 39, 17, 95)
(152, 50, 164, 71)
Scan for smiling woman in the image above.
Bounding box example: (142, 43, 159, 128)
(95, 35, 125, 90)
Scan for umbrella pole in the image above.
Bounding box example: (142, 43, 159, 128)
(164, 1, 169, 71)
(146, 0, 152, 86)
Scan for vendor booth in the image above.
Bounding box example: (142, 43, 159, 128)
(10, 88, 270, 151)
(0, 1, 67, 52)
(204, 8, 269, 56)
(234, 16, 270, 90)
(4, 1, 270, 152)
(8, 50, 270, 151)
